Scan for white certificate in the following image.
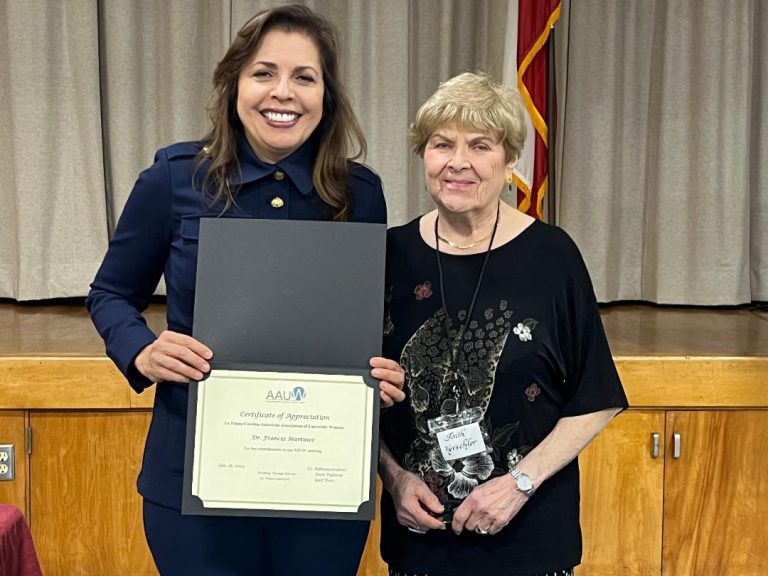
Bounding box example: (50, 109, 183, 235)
(191, 369, 374, 513)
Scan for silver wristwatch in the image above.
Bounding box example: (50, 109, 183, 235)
(508, 465, 536, 497)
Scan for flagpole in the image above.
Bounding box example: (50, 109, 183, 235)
(547, 21, 557, 225)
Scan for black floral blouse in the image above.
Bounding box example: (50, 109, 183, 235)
(380, 217, 628, 576)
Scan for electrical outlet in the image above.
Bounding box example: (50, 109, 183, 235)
(0, 444, 14, 481)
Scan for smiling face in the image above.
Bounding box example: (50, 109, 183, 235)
(423, 126, 515, 219)
(236, 29, 324, 164)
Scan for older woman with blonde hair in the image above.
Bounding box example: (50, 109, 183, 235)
(87, 4, 404, 574)
(378, 72, 628, 576)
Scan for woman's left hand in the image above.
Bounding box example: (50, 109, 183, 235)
(369, 357, 406, 408)
(450, 473, 528, 535)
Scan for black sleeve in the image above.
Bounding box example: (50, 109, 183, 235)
(556, 230, 629, 416)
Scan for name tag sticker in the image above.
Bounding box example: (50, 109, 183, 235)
(435, 422, 486, 461)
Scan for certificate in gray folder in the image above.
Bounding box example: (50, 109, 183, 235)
(182, 218, 386, 520)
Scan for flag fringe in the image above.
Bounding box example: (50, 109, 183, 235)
(512, 173, 533, 214)
(516, 3, 561, 142)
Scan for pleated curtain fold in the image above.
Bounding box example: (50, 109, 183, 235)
(555, 0, 767, 304)
(1, 0, 765, 304)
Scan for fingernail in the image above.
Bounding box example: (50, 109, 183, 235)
(204, 351, 213, 359)
(202, 363, 210, 372)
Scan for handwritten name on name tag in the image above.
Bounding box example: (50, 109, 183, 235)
(435, 422, 486, 461)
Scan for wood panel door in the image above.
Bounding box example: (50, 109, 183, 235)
(0, 411, 27, 514)
(29, 411, 157, 576)
(577, 410, 665, 576)
(663, 411, 768, 576)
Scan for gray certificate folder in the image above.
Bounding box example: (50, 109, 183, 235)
(182, 218, 386, 520)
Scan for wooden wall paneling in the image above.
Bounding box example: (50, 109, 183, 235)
(29, 411, 157, 576)
(616, 357, 768, 408)
(357, 478, 388, 576)
(577, 411, 665, 576)
(0, 359, 133, 409)
(663, 411, 768, 576)
(0, 411, 28, 515)
(130, 386, 156, 409)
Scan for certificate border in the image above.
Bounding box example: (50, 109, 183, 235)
(182, 362, 379, 520)
(192, 370, 370, 510)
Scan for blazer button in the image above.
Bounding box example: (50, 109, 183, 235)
(270, 197, 285, 208)
(274, 171, 285, 181)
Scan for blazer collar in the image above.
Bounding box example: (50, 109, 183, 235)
(232, 133, 318, 196)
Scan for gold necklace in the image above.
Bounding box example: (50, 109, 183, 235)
(436, 218, 499, 250)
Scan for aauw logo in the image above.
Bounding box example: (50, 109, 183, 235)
(266, 386, 306, 402)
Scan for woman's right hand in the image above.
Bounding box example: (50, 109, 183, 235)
(388, 468, 446, 534)
(134, 330, 213, 384)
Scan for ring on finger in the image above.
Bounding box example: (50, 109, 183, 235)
(475, 526, 489, 535)
(407, 525, 427, 534)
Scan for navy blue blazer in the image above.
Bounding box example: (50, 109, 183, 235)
(86, 136, 387, 508)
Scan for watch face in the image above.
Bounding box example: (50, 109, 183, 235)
(517, 475, 534, 491)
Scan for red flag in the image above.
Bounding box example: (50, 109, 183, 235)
(515, 0, 560, 219)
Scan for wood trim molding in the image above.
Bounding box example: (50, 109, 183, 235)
(616, 357, 768, 408)
(1, 356, 766, 410)
(0, 358, 154, 409)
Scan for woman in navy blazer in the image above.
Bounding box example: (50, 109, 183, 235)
(87, 5, 404, 575)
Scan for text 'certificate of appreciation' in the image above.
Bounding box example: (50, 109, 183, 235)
(192, 370, 373, 513)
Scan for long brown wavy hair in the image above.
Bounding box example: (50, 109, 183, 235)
(195, 4, 366, 221)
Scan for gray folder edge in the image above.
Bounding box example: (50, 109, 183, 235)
(180, 218, 386, 520)
(181, 362, 379, 520)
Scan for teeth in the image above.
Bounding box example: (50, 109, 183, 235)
(264, 112, 298, 122)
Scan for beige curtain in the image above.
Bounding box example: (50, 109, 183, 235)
(99, 0, 230, 229)
(556, 0, 767, 304)
(1, 0, 508, 300)
(751, 0, 768, 301)
(7, 0, 763, 304)
(0, 1, 106, 299)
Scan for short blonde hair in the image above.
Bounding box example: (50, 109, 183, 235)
(410, 72, 527, 163)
